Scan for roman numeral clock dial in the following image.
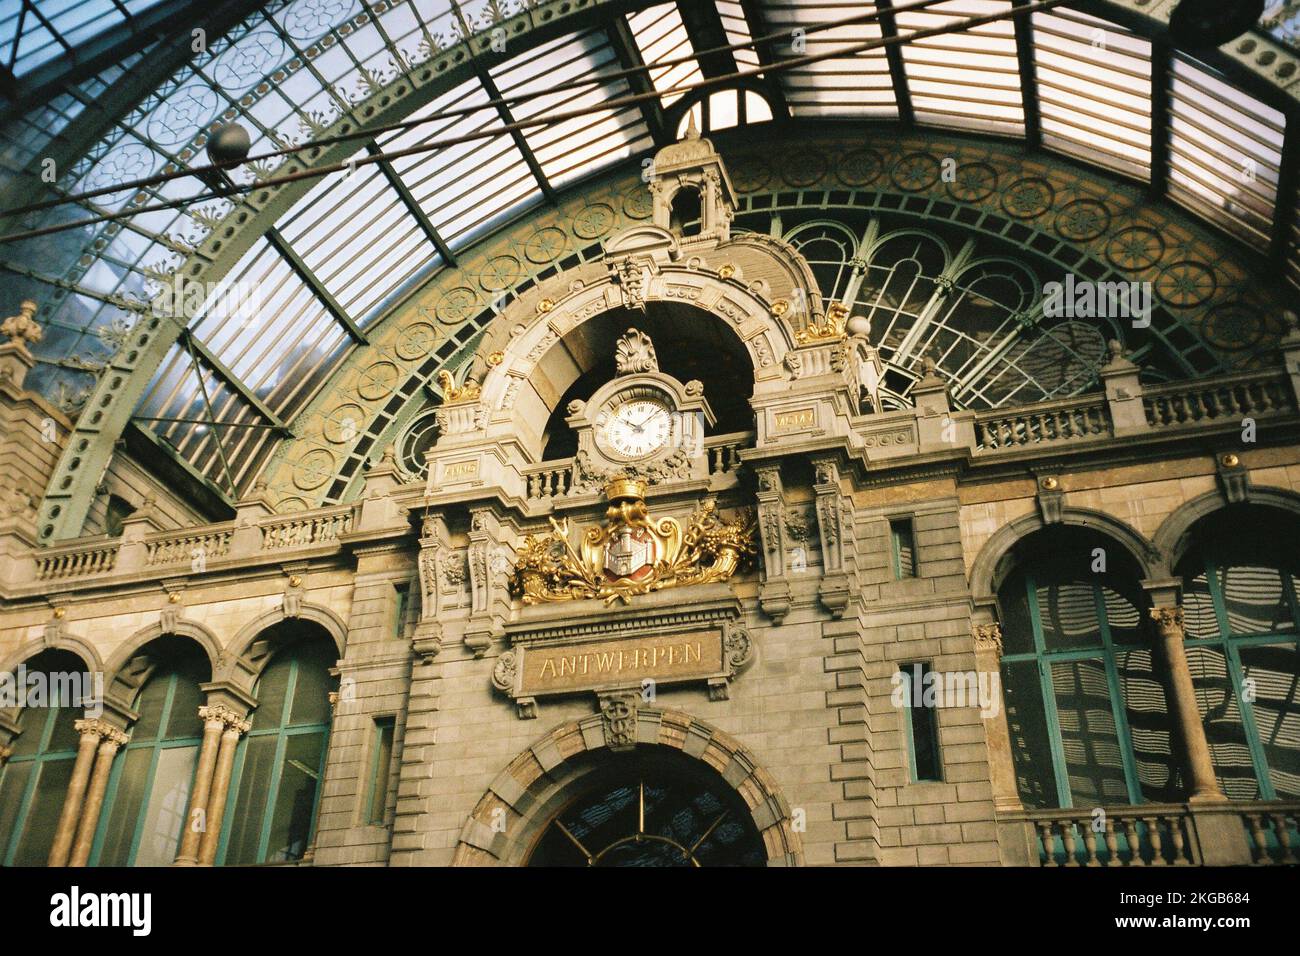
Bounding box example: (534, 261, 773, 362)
(599, 397, 672, 460)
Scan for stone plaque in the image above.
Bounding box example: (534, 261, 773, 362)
(773, 407, 817, 433)
(441, 458, 479, 481)
(513, 629, 724, 697)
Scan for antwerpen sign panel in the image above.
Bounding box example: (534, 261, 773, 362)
(517, 630, 723, 696)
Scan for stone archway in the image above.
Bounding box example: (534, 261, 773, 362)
(452, 708, 801, 867)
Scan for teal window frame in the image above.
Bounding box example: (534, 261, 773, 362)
(890, 518, 917, 579)
(0, 704, 79, 866)
(87, 669, 202, 866)
(393, 583, 410, 639)
(1185, 553, 1300, 801)
(365, 715, 397, 826)
(1000, 572, 1146, 808)
(897, 664, 943, 782)
(215, 652, 332, 865)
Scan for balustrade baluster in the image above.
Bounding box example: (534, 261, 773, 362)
(1037, 822, 1058, 866)
(1146, 817, 1165, 865)
(1121, 819, 1142, 866)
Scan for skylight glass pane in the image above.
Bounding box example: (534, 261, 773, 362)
(186, 236, 350, 423)
(759, 0, 898, 117)
(493, 30, 652, 191)
(379, 79, 538, 250)
(1168, 56, 1285, 250)
(898, 0, 1024, 136)
(278, 156, 435, 324)
(717, 0, 760, 67)
(627, 4, 704, 106)
(1033, 8, 1152, 180)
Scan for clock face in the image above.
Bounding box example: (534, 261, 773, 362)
(599, 396, 673, 460)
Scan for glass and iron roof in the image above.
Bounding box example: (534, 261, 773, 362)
(1, 0, 1299, 516)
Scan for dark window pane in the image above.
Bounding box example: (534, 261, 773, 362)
(368, 718, 396, 825)
(1220, 564, 1291, 636)
(131, 677, 170, 741)
(164, 674, 204, 741)
(134, 745, 198, 866)
(1183, 570, 1220, 639)
(224, 736, 278, 865)
(0, 762, 34, 861)
(289, 641, 336, 726)
(11, 757, 74, 866)
(265, 731, 325, 863)
(46, 706, 81, 754)
(95, 747, 153, 866)
(253, 660, 291, 731)
(999, 576, 1036, 656)
(1050, 659, 1131, 806)
(1116, 648, 1184, 801)
(9, 708, 49, 757)
(1187, 645, 1260, 800)
(1003, 659, 1058, 808)
(1239, 643, 1300, 799)
(1037, 581, 1103, 651)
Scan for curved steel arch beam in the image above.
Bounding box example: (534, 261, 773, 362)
(33, 0, 1300, 541)
(34, 0, 647, 543)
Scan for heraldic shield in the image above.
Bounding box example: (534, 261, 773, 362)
(510, 477, 755, 605)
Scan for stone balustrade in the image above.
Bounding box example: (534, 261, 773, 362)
(974, 396, 1111, 451)
(1241, 802, 1300, 864)
(1017, 804, 1198, 866)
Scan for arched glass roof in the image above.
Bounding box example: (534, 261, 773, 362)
(1, 0, 1299, 531)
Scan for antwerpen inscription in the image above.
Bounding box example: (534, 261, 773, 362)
(517, 630, 723, 696)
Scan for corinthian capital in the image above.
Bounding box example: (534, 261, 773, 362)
(74, 719, 129, 747)
(973, 622, 1003, 655)
(1149, 606, 1185, 633)
(198, 703, 252, 734)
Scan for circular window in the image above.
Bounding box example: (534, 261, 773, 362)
(398, 409, 441, 479)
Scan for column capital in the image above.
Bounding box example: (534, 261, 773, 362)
(0, 744, 11, 763)
(198, 703, 251, 734)
(73, 718, 129, 747)
(1149, 606, 1185, 633)
(973, 622, 1003, 655)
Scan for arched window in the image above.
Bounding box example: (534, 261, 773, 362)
(527, 752, 765, 867)
(0, 650, 90, 866)
(218, 630, 336, 865)
(90, 639, 208, 866)
(1179, 507, 1300, 801)
(997, 528, 1183, 809)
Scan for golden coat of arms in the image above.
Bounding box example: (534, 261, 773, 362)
(510, 478, 756, 605)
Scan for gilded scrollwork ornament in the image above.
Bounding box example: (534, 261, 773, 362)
(509, 478, 756, 606)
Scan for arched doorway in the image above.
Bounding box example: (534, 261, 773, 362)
(526, 749, 765, 867)
(453, 708, 800, 867)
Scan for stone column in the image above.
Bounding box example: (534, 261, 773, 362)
(68, 725, 129, 866)
(973, 623, 1022, 812)
(1149, 607, 1225, 802)
(197, 710, 250, 866)
(173, 705, 228, 865)
(47, 720, 107, 866)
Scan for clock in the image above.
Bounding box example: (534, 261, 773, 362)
(595, 389, 675, 461)
(564, 327, 715, 489)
